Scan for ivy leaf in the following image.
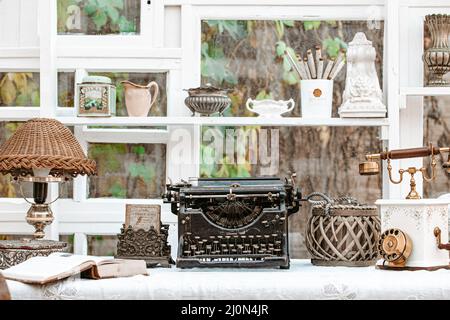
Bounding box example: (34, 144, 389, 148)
(206, 20, 246, 40)
(275, 21, 284, 39)
(201, 41, 237, 85)
(84, 3, 97, 15)
(111, 0, 124, 10)
(0, 78, 16, 105)
(31, 91, 40, 106)
(108, 182, 126, 198)
(12, 73, 28, 94)
(118, 15, 135, 33)
(283, 56, 292, 72)
(92, 10, 107, 31)
(237, 164, 251, 177)
(283, 71, 299, 85)
(304, 21, 321, 31)
(132, 145, 146, 155)
(15, 93, 29, 106)
(106, 6, 119, 24)
(275, 41, 286, 56)
(96, 0, 109, 8)
(255, 89, 273, 100)
(323, 37, 347, 59)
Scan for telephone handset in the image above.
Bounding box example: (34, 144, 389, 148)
(378, 227, 450, 267)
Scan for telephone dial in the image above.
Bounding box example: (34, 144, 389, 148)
(378, 227, 450, 268)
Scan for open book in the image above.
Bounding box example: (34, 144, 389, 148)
(1, 253, 148, 285)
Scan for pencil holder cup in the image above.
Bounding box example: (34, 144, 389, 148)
(300, 80, 333, 118)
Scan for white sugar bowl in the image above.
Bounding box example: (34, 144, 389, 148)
(245, 98, 295, 118)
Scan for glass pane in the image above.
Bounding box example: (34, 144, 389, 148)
(88, 143, 166, 198)
(201, 20, 384, 117)
(58, 72, 167, 117)
(0, 72, 40, 107)
(423, 23, 450, 198)
(57, 0, 140, 35)
(87, 235, 118, 256)
(200, 125, 382, 257)
(59, 234, 75, 253)
(423, 96, 450, 198)
(200, 20, 384, 258)
(0, 122, 73, 198)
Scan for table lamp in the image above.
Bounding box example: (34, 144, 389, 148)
(0, 118, 96, 269)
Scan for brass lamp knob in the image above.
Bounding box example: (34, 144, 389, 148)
(359, 161, 380, 176)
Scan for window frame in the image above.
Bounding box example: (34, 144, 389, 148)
(1, 0, 447, 256)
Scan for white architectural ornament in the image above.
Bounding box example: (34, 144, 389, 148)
(339, 32, 387, 118)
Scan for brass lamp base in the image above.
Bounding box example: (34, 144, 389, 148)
(26, 204, 54, 239)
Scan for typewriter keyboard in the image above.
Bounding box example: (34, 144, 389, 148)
(181, 232, 284, 258)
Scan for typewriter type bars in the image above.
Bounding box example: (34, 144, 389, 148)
(163, 177, 301, 269)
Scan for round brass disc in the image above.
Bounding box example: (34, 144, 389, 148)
(378, 229, 412, 264)
(359, 161, 380, 175)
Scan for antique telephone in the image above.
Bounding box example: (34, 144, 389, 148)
(360, 143, 450, 269)
(359, 143, 450, 199)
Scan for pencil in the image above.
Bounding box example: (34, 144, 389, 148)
(317, 57, 324, 80)
(329, 49, 345, 80)
(284, 50, 305, 80)
(329, 59, 345, 80)
(306, 49, 317, 79)
(304, 57, 312, 79)
(315, 45, 322, 76)
(322, 59, 334, 79)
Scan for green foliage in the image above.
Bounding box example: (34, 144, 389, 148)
(58, 0, 136, 34)
(205, 20, 246, 40)
(304, 21, 321, 31)
(128, 163, 155, 184)
(274, 20, 295, 39)
(108, 181, 126, 198)
(0, 73, 39, 106)
(275, 42, 300, 86)
(88, 144, 127, 173)
(201, 42, 237, 85)
(132, 145, 146, 156)
(255, 89, 273, 100)
(323, 37, 348, 59)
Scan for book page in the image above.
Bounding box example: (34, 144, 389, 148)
(1, 253, 113, 283)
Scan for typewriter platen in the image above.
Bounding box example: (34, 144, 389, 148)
(163, 176, 301, 269)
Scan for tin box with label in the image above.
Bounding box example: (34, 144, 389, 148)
(76, 76, 116, 117)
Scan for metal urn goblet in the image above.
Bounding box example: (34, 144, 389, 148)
(423, 14, 450, 86)
(183, 84, 232, 116)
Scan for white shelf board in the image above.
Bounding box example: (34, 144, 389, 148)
(0, 107, 40, 121)
(400, 87, 450, 96)
(55, 116, 389, 127)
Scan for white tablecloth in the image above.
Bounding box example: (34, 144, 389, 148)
(6, 260, 450, 300)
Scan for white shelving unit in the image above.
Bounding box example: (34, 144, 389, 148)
(400, 87, 450, 96)
(1, 0, 449, 255)
(54, 116, 390, 128)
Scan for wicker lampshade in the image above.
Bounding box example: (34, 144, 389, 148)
(0, 118, 96, 177)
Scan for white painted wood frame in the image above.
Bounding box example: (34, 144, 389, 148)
(0, 0, 448, 256)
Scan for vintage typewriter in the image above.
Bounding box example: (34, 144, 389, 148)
(163, 176, 301, 269)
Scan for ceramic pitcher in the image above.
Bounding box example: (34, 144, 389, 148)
(121, 80, 159, 117)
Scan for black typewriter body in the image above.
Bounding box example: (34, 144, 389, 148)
(163, 177, 301, 269)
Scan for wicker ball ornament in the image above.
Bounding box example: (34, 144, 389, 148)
(0, 118, 96, 177)
(306, 196, 381, 267)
